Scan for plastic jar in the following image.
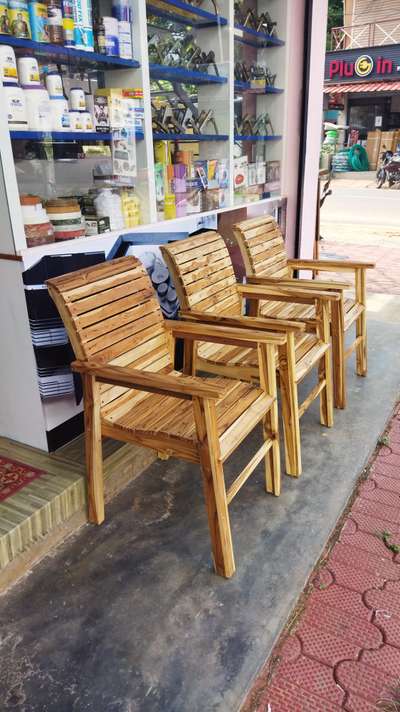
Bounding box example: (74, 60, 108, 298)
(17, 56, 40, 85)
(28, 0, 49, 42)
(94, 188, 124, 230)
(21, 195, 54, 247)
(45, 72, 63, 96)
(9, 0, 31, 38)
(81, 110, 93, 131)
(0, 3, 10, 34)
(69, 109, 84, 130)
(23, 84, 52, 131)
(69, 86, 85, 110)
(49, 96, 70, 130)
(47, 0, 63, 43)
(4, 82, 28, 128)
(0, 45, 18, 83)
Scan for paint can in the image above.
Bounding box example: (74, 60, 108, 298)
(0, 45, 18, 82)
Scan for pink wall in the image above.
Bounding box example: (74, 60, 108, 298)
(299, 0, 329, 258)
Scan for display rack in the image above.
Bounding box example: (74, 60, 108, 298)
(0, 0, 293, 453)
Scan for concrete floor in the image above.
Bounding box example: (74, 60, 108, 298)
(0, 300, 399, 712)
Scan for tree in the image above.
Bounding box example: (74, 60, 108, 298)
(327, 0, 344, 49)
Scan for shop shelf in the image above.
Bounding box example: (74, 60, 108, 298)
(234, 81, 284, 94)
(10, 130, 145, 141)
(147, 0, 227, 27)
(149, 64, 227, 85)
(0, 35, 140, 69)
(153, 132, 228, 141)
(234, 24, 285, 48)
(234, 134, 282, 141)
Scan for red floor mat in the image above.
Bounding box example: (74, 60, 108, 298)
(0, 456, 45, 502)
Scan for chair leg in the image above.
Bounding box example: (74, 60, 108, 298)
(355, 269, 367, 376)
(258, 343, 280, 495)
(331, 299, 346, 409)
(194, 398, 235, 578)
(356, 311, 367, 376)
(83, 374, 105, 525)
(278, 336, 302, 477)
(318, 302, 334, 428)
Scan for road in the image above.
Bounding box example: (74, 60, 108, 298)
(322, 183, 400, 228)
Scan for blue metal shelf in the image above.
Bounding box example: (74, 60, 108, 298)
(153, 132, 228, 141)
(10, 130, 145, 141)
(0, 35, 140, 69)
(234, 24, 285, 48)
(150, 64, 227, 85)
(234, 135, 282, 141)
(147, 0, 227, 27)
(234, 80, 284, 94)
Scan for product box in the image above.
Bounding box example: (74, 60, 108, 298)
(217, 159, 229, 189)
(154, 163, 165, 203)
(94, 95, 110, 132)
(85, 215, 111, 236)
(95, 89, 125, 130)
(234, 156, 248, 191)
(186, 185, 201, 214)
(112, 129, 137, 178)
(207, 159, 218, 190)
(380, 130, 396, 153)
(256, 161, 267, 184)
(248, 163, 257, 186)
(194, 160, 208, 189)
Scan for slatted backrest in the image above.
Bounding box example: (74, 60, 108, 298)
(160, 231, 242, 316)
(47, 257, 173, 403)
(233, 215, 290, 279)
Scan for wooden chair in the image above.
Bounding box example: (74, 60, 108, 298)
(232, 215, 375, 410)
(161, 232, 340, 478)
(47, 256, 286, 579)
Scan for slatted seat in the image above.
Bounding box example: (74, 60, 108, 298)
(233, 216, 375, 410)
(161, 232, 339, 477)
(47, 256, 285, 579)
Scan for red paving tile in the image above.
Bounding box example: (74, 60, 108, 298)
(243, 406, 400, 712)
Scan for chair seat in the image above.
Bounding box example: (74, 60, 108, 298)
(259, 297, 363, 332)
(197, 333, 329, 384)
(101, 373, 269, 451)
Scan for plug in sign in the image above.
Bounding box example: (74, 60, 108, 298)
(329, 54, 394, 80)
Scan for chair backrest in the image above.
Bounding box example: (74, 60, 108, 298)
(160, 231, 242, 316)
(46, 256, 173, 373)
(233, 215, 290, 279)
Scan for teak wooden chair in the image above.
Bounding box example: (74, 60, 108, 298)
(161, 231, 341, 477)
(233, 215, 375, 410)
(47, 256, 286, 579)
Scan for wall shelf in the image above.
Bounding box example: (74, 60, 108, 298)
(234, 134, 283, 141)
(146, 0, 227, 28)
(149, 64, 227, 85)
(234, 24, 285, 48)
(10, 131, 145, 142)
(0, 35, 140, 69)
(153, 132, 228, 141)
(234, 81, 284, 94)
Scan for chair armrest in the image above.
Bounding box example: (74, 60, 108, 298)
(72, 360, 224, 400)
(165, 319, 286, 346)
(179, 309, 305, 333)
(237, 283, 341, 304)
(247, 275, 351, 291)
(288, 259, 375, 272)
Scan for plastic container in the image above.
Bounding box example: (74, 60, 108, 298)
(112, 0, 131, 23)
(81, 110, 93, 131)
(23, 84, 52, 130)
(73, 0, 93, 51)
(61, 0, 74, 45)
(102, 16, 118, 56)
(49, 95, 70, 129)
(45, 72, 63, 97)
(17, 56, 40, 85)
(47, 0, 63, 43)
(4, 82, 28, 128)
(0, 4, 10, 34)
(118, 20, 132, 59)
(69, 109, 84, 130)
(69, 86, 85, 110)
(0, 45, 18, 83)
(28, 1, 49, 42)
(9, 0, 31, 37)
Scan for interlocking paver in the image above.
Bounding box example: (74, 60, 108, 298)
(330, 542, 400, 580)
(373, 473, 400, 494)
(302, 600, 382, 649)
(296, 622, 360, 665)
(339, 528, 393, 559)
(277, 655, 345, 705)
(374, 610, 400, 648)
(344, 692, 382, 712)
(336, 660, 398, 705)
(328, 558, 389, 593)
(372, 459, 400, 479)
(349, 510, 400, 538)
(279, 634, 302, 663)
(361, 644, 400, 677)
(259, 677, 343, 712)
(309, 583, 371, 621)
(358, 485, 400, 508)
(351, 496, 400, 525)
(365, 581, 400, 618)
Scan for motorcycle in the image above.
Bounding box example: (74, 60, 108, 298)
(376, 149, 400, 188)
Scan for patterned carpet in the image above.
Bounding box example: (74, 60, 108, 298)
(0, 456, 44, 502)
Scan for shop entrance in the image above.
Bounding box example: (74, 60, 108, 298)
(348, 96, 391, 138)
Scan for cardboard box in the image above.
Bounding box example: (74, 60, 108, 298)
(380, 130, 396, 153)
(366, 130, 381, 170)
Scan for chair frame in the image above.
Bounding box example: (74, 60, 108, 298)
(47, 257, 285, 579)
(233, 216, 375, 410)
(161, 234, 341, 477)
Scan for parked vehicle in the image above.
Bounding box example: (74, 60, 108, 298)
(376, 149, 400, 188)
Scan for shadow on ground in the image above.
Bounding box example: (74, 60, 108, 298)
(0, 301, 399, 712)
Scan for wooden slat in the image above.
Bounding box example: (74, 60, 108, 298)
(219, 394, 272, 461)
(226, 440, 273, 504)
(71, 278, 154, 318)
(52, 258, 140, 294)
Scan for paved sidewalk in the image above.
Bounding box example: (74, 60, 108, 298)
(320, 241, 400, 295)
(242, 404, 400, 712)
